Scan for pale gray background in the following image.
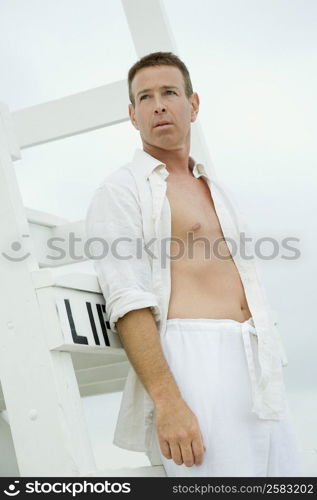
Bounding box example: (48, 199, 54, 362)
(0, 0, 316, 473)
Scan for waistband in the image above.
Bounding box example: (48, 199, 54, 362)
(166, 315, 255, 330)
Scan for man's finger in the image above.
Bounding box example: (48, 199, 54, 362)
(191, 437, 205, 465)
(180, 442, 195, 467)
(169, 442, 183, 466)
(160, 439, 172, 460)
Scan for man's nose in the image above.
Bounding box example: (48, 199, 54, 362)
(154, 99, 166, 114)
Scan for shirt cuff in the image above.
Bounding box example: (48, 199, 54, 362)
(105, 290, 160, 333)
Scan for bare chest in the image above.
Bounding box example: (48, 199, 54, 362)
(166, 175, 225, 242)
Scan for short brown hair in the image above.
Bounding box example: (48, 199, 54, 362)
(128, 51, 194, 107)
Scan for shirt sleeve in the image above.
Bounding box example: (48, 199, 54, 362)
(85, 181, 160, 333)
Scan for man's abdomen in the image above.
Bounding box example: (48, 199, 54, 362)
(167, 246, 252, 322)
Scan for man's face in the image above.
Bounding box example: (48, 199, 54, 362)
(129, 65, 199, 151)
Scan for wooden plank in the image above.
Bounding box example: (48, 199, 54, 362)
(12, 80, 129, 149)
(26, 207, 69, 227)
(28, 219, 88, 268)
(78, 378, 126, 397)
(49, 220, 87, 267)
(0, 103, 21, 161)
(0, 110, 96, 476)
(36, 284, 123, 353)
(122, 0, 176, 55)
(75, 362, 129, 386)
(71, 351, 126, 370)
(54, 273, 101, 293)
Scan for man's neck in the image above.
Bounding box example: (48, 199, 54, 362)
(143, 144, 194, 177)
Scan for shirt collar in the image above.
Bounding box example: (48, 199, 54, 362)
(131, 148, 210, 181)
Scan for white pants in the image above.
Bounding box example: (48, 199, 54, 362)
(146, 317, 303, 477)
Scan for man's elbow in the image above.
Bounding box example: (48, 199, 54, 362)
(115, 307, 155, 336)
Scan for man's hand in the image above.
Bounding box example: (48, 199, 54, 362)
(154, 396, 206, 467)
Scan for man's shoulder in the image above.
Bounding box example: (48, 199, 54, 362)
(98, 162, 135, 190)
(88, 157, 150, 218)
(86, 163, 140, 225)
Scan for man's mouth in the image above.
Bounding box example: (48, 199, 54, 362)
(155, 122, 172, 128)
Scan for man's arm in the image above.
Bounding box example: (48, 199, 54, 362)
(86, 180, 205, 467)
(116, 307, 206, 468)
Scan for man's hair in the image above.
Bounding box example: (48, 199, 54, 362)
(128, 51, 194, 107)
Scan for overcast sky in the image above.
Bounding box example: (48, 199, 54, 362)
(0, 0, 316, 471)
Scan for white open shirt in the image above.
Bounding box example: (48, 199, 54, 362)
(85, 148, 289, 454)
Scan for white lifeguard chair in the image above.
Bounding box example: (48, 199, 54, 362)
(0, 0, 215, 477)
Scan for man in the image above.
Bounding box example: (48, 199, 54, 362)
(85, 52, 302, 476)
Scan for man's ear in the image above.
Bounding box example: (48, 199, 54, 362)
(128, 103, 139, 130)
(190, 92, 200, 122)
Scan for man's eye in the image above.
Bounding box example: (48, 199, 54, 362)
(140, 94, 149, 101)
(165, 90, 176, 95)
